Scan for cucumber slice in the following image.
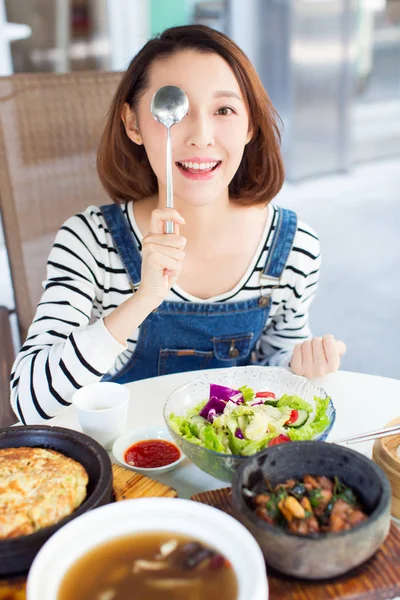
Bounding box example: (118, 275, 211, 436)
(263, 398, 279, 406)
(286, 409, 309, 428)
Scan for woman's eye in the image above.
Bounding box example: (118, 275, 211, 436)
(215, 106, 235, 116)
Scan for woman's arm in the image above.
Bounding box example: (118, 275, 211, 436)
(256, 275, 319, 369)
(255, 223, 345, 377)
(10, 206, 186, 424)
(10, 208, 129, 424)
(255, 222, 321, 368)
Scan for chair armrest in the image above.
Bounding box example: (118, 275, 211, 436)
(0, 306, 18, 426)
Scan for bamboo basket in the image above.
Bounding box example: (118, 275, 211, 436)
(372, 416, 400, 519)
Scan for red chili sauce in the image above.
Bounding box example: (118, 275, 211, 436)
(124, 439, 181, 468)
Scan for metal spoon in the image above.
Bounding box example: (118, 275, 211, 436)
(151, 85, 189, 234)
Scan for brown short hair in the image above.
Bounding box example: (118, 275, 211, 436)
(97, 25, 284, 206)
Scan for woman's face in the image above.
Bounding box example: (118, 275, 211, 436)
(123, 50, 252, 207)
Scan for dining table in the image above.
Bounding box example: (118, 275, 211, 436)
(3, 366, 400, 600)
(49, 367, 400, 503)
(50, 366, 400, 599)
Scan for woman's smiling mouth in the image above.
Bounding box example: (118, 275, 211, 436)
(176, 160, 222, 180)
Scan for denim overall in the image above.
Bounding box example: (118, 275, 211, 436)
(100, 204, 297, 384)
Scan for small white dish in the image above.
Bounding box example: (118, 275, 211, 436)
(112, 426, 185, 475)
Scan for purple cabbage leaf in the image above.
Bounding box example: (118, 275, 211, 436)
(199, 384, 245, 422)
(199, 396, 227, 422)
(209, 384, 244, 405)
(235, 427, 245, 439)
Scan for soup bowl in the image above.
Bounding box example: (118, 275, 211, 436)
(27, 497, 268, 600)
(231, 441, 392, 579)
(164, 366, 335, 482)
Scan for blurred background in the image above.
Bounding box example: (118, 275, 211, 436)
(0, 0, 399, 378)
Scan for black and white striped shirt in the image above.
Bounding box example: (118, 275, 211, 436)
(10, 203, 321, 424)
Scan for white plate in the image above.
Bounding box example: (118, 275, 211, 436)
(112, 426, 185, 475)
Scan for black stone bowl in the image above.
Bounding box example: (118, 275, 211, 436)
(231, 441, 392, 579)
(0, 425, 113, 577)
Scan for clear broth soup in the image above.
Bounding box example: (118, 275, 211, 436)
(58, 531, 238, 600)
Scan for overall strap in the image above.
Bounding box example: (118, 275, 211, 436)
(100, 203, 141, 289)
(260, 206, 298, 283)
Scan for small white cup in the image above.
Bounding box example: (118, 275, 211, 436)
(72, 382, 130, 449)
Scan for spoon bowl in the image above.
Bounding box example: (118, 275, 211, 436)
(151, 85, 189, 128)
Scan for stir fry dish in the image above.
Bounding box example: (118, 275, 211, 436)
(169, 383, 331, 456)
(246, 475, 368, 535)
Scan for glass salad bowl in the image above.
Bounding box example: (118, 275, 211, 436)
(163, 366, 336, 482)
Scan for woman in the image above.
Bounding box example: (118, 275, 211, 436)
(10, 25, 345, 424)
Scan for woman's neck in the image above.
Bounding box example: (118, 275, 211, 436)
(133, 189, 267, 248)
(169, 199, 233, 243)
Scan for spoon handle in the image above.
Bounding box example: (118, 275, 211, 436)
(166, 126, 174, 234)
(332, 424, 400, 445)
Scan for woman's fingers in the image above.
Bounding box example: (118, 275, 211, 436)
(147, 250, 181, 273)
(290, 343, 303, 375)
(291, 334, 346, 378)
(148, 244, 185, 263)
(150, 208, 185, 234)
(322, 334, 341, 372)
(311, 337, 326, 377)
(300, 340, 314, 377)
(139, 210, 187, 304)
(143, 233, 187, 251)
(336, 340, 347, 356)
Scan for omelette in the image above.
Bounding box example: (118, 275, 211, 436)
(0, 447, 89, 539)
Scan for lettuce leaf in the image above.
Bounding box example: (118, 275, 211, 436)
(227, 430, 274, 456)
(198, 423, 228, 453)
(169, 413, 204, 446)
(238, 385, 255, 403)
(277, 394, 313, 412)
(287, 397, 331, 441)
(169, 412, 228, 453)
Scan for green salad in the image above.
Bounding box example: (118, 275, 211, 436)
(169, 383, 331, 456)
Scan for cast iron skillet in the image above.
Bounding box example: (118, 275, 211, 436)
(0, 425, 113, 577)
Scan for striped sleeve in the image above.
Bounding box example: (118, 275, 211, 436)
(10, 208, 127, 424)
(254, 222, 321, 368)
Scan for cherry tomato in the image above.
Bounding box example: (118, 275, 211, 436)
(285, 409, 299, 425)
(268, 434, 291, 447)
(255, 391, 276, 399)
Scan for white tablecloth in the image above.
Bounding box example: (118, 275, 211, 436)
(51, 369, 400, 501)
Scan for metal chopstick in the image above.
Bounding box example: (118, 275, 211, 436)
(332, 424, 400, 445)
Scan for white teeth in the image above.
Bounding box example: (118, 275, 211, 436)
(178, 161, 219, 171)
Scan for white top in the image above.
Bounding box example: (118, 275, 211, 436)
(10, 203, 321, 424)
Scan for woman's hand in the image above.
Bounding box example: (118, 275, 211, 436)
(137, 208, 187, 308)
(290, 334, 346, 379)
(104, 208, 186, 345)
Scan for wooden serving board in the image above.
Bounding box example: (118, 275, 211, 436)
(111, 464, 177, 501)
(191, 487, 400, 600)
(0, 464, 177, 600)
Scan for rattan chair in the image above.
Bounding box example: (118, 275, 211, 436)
(0, 71, 122, 425)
